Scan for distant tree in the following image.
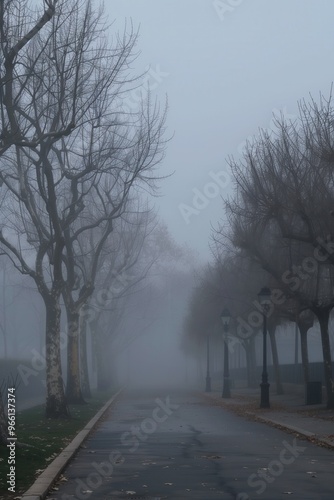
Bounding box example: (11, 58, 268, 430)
(86, 221, 189, 390)
(69, 204, 156, 395)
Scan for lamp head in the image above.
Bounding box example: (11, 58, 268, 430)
(220, 307, 231, 330)
(258, 287, 271, 314)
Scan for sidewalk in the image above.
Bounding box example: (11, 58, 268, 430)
(202, 383, 334, 449)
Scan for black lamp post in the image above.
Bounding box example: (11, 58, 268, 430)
(205, 334, 211, 392)
(220, 308, 231, 398)
(258, 287, 271, 408)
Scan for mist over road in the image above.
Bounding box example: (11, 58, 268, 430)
(47, 389, 334, 500)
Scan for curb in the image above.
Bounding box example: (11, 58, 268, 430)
(247, 412, 316, 438)
(21, 388, 123, 500)
(247, 412, 334, 449)
(202, 391, 334, 450)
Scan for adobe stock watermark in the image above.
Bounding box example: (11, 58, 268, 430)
(237, 438, 306, 499)
(63, 396, 180, 500)
(178, 170, 230, 225)
(213, 0, 244, 22)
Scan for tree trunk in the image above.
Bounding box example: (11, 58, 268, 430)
(96, 337, 112, 391)
(66, 308, 85, 404)
(268, 326, 284, 395)
(297, 320, 310, 387)
(44, 295, 69, 418)
(315, 307, 334, 409)
(245, 338, 257, 388)
(91, 319, 110, 391)
(80, 310, 91, 399)
(197, 340, 204, 382)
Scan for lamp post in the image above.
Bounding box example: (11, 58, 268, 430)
(205, 334, 211, 392)
(258, 287, 271, 408)
(220, 308, 231, 398)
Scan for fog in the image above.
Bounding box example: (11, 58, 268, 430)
(106, 0, 334, 260)
(1, 0, 334, 410)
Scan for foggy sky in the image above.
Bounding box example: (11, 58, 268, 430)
(106, 0, 334, 260)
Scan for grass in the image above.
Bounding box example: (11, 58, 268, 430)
(0, 390, 116, 499)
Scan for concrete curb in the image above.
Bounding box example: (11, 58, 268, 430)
(245, 412, 316, 438)
(21, 388, 123, 500)
(202, 391, 334, 450)
(247, 412, 334, 449)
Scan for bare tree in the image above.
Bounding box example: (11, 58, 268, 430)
(0, 0, 167, 417)
(0, 0, 79, 156)
(83, 215, 169, 391)
(64, 201, 157, 401)
(223, 94, 334, 407)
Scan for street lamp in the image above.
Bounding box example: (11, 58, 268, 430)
(205, 334, 211, 392)
(258, 287, 271, 408)
(220, 307, 231, 398)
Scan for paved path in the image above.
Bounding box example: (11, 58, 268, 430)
(46, 389, 334, 500)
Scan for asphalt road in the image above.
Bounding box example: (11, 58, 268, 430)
(47, 389, 334, 500)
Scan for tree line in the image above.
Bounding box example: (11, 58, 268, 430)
(0, 0, 168, 440)
(183, 92, 334, 409)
